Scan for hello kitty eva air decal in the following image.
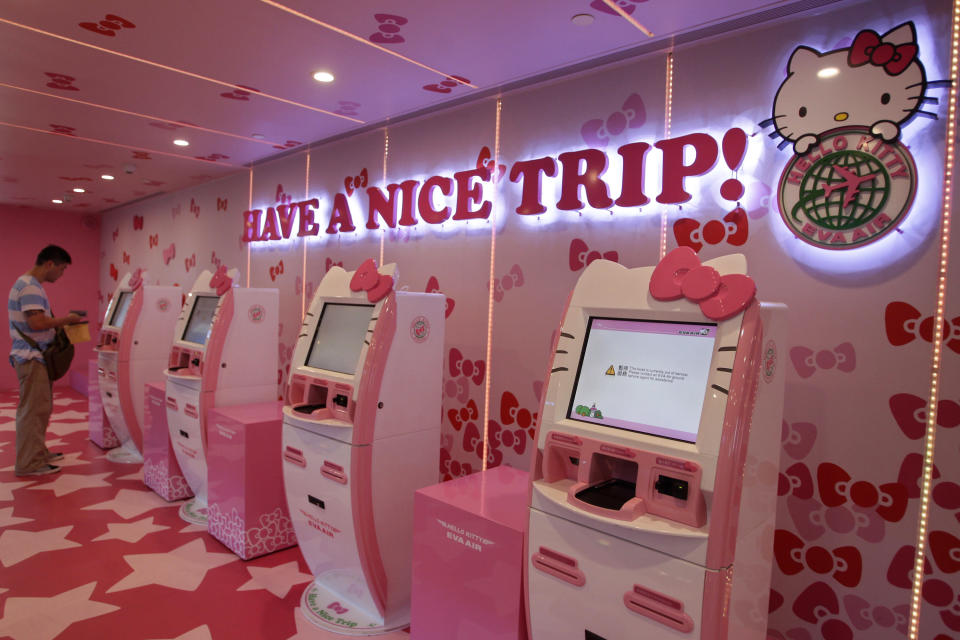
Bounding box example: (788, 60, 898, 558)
(763, 22, 950, 250)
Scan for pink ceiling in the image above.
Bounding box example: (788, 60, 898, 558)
(0, 0, 805, 213)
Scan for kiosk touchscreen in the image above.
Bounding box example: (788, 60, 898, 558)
(96, 269, 181, 463)
(526, 249, 787, 640)
(282, 259, 444, 634)
(164, 267, 278, 524)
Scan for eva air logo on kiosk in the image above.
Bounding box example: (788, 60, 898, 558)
(777, 127, 917, 249)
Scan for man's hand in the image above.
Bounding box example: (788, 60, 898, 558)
(61, 313, 85, 326)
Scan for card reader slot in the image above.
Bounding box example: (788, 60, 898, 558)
(531, 547, 586, 587)
(622, 585, 694, 633)
(321, 460, 347, 484)
(184, 404, 199, 419)
(283, 446, 306, 467)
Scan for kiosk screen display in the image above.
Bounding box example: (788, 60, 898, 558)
(305, 303, 375, 375)
(109, 291, 133, 328)
(181, 295, 220, 345)
(567, 318, 717, 443)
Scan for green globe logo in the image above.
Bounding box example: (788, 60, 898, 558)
(791, 151, 889, 230)
(778, 127, 917, 250)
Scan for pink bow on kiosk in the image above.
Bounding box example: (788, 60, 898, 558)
(128, 267, 144, 291)
(209, 265, 233, 296)
(848, 29, 918, 76)
(649, 247, 756, 321)
(350, 258, 394, 303)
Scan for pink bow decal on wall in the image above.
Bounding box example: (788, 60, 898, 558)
(885, 301, 960, 354)
(843, 595, 909, 634)
(208, 265, 232, 296)
(889, 393, 960, 440)
(817, 462, 908, 523)
(774, 529, 863, 588)
(673, 207, 749, 253)
(448, 348, 485, 385)
(789, 343, 856, 378)
(649, 247, 755, 321)
(848, 29, 918, 76)
(349, 258, 393, 303)
(569, 238, 618, 271)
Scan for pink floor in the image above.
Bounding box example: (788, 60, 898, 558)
(0, 388, 410, 640)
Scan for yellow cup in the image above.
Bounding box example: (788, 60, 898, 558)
(65, 322, 91, 344)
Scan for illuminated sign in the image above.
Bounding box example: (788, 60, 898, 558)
(241, 128, 750, 243)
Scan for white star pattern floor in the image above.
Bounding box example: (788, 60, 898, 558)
(0, 388, 411, 639)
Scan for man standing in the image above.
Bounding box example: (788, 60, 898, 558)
(8, 245, 83, 476)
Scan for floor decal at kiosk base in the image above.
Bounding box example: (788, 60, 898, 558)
(105, 442, 143, 464)
(178, 497, 209, 525)
(300, 581, 409, 636)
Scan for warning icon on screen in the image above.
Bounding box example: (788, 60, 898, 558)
(605, 365, 615, 376)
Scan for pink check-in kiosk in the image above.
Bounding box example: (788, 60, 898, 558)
(165, 266, 278, 524)
(96, 269, 181, 463)
(526, 249, 787, 640)
(282, 259, 444, 634)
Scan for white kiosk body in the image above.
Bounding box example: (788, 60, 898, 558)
(527, 250, 787, 640)
(282, 260, 444, 634)
(164, 267, 278, 523)
(96, 270, 181, 463)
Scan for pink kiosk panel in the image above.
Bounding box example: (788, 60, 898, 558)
(142, 381, 192, 502)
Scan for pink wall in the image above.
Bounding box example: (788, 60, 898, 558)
(1, 205, 101, 391)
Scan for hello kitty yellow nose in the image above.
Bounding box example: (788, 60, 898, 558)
(834, 112, 849, 122)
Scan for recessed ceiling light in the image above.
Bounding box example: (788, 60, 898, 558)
(817, 67, 840, 78)
(101, 174, 115, 180)
(73, 187, 85, 193)
(313, 71, 335, 83)
(51, 199, 63, 204)
(251, 133, 265, 139)
(571, 13, 594, 26)
(173, 139, 190, 147)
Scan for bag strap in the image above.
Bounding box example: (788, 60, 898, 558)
(14, 325, 42, 352)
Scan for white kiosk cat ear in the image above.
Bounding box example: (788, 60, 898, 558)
(881, 21, 918, 46)
(786, 46, 823, 74)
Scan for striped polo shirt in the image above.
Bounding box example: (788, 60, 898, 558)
(8, 275, 54, 365)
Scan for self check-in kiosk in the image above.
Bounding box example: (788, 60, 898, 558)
(282, 259, 444, 634)
(96, 269, 181, 463)
(527, 249, 786, 640)
(165, 266, 278, 524)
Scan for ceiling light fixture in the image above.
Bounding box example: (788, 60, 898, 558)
(817, 67, 840, 78)
(313, 71, 335, 83)
(73, 187, 85, 193)
(51, 199, 63, 204)
(101, 174, 115, 180)
(173, 139, 190, 147)
(251, 133, 265, 139)
(571, 13, 594, 26)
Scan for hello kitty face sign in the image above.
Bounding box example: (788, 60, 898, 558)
(766, 22, 942, 250)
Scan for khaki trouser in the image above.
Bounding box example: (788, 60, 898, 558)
(14, 359, 52, 474)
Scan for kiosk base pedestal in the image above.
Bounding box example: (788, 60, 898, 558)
(179, 498, 208, 525)
(207, 402, 296, 559)
(300, 581, 408, 636)
(88, 359, 119, 450)
(106, 441, 143, 464)
(143, 382, 193, 502)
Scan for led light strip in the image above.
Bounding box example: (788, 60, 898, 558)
(601, 0, 654, 37)
(0, 17, 363, 123)
(482, 97, 503, 470)
(247, 169, 253, 287)
(660, 52, 674, 259)
(259, 0, 478, 89)
(0, 120, 239, 166)
(303, 151, 311, 319)
(0, 82, 285, 148)
(909, 3, 960, 638)
(381, 127, 389, 268)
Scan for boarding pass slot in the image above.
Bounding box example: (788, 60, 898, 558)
(623, 585, 694, 633)
(184, 404, 199, 418)
(531, 547, 585, 587)
(283, 446, 306, 467)
(321, 461, 347, 484)
(166, 397, 178, 410)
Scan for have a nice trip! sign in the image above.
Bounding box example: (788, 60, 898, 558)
(241, 128, 751, 243)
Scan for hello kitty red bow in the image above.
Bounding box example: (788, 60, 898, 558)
(848, 30, 917, 76)
(350, 258, 393, 303)
(649, 247, 756, 321)
(208, 265, 233, 296)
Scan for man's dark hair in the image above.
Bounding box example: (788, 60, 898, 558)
(36, 245, 72, 266)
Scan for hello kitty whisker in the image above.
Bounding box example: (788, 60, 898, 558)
(909, 79, 952, 89)
(918, 96, 939, 105)
(777, 139, 792, 151)
(911, 110, 939, 119)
